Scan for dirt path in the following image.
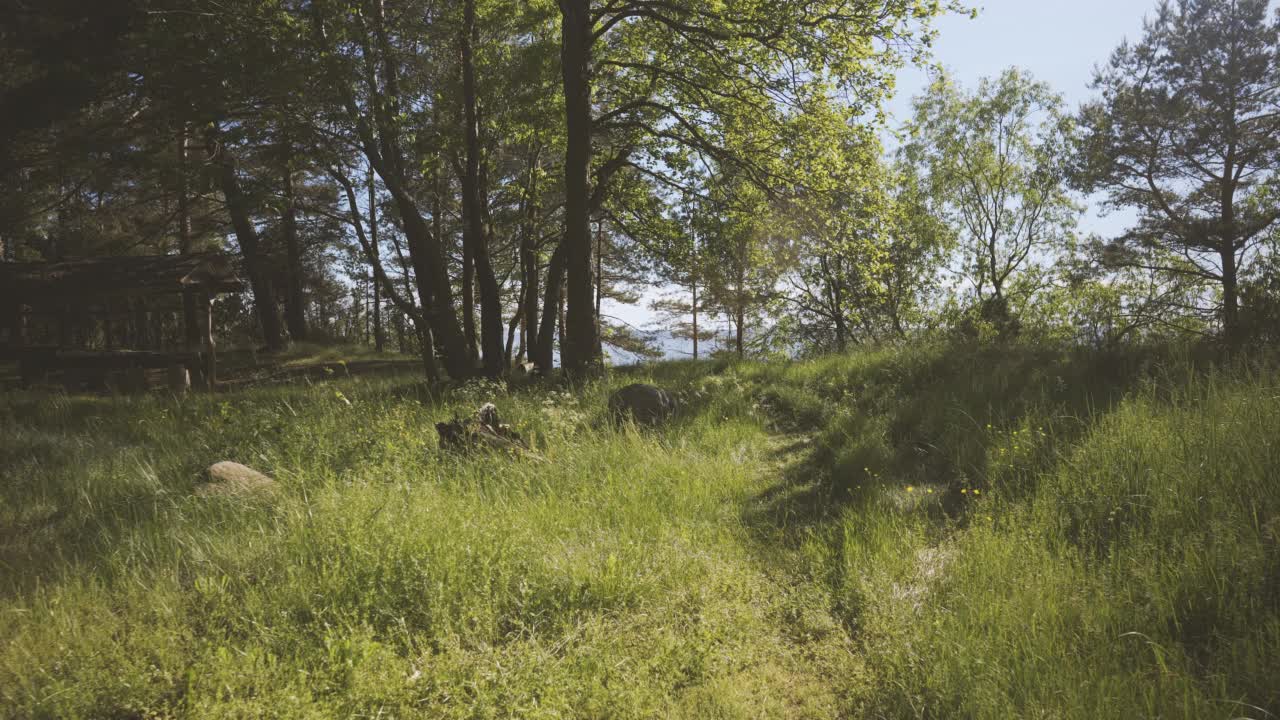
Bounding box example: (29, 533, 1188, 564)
(691, 433, 866, 716)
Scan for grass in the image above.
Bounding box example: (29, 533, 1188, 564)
(0, 341, 1277, 718)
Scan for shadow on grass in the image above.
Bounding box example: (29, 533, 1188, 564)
(740, 340, 1218, 546)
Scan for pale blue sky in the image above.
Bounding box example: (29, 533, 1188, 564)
(888, 0, 1156, 124)
(608, 0, 1164, 345)
(886, 0, 1157, 239)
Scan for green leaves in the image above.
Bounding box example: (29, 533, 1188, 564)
(1077, 0, 1280, 341)
(903, 67, 1079, 315)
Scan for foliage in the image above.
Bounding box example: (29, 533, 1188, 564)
(903, 68, 1079, 331)
(1076, 0, 1280, 343)
(782, 150, 953, 351)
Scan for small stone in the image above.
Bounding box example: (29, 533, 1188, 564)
(195, 461, 276, 497)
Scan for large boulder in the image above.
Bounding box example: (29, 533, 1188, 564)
(195, 461, 276, 497)
(608, 383, 677, 426)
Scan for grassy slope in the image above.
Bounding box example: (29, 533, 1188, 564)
(0, 343, 1277, 718)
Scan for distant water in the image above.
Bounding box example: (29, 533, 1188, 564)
(605, 329, 729, 365)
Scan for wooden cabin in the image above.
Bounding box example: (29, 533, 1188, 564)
(0, 254, 244, 391)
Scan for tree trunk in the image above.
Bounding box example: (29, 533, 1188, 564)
(734, 266, 745, 358)
(520, 150, 541, 365)
(518, 313, 527, 363)
(365, 275, 373, 343)
(1221, 244, 1240, 346)
(692, 278, 699, 360)
(380, 147, 469, 378)
(365, 0, 470, 379)
(207, 125, 285, 352)
(595, 220, 604, 357)
(558, 280, 567, 353)
(461, 0, 506, 377)
(558, 0, 600, 377)
(988, 230, 1004, 304)
(334, 166, 435, 378)
(281, 151, 309, 341)
(369, 168, 384, 352)
(831, 260, 847, 352)
(534, 243, 566, 374)
(178, 128, 201, 350)
(736, 305, 744, 358)
(505, 305, 522, 366)
(460, 191, 478, 358)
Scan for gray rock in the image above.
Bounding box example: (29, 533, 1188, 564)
(608, 383, 677, 426)
(195, 461, 276, 497)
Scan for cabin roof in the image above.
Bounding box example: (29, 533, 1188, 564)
(0, 253, 244, 303)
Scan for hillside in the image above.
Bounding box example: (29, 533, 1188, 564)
(1, 342, 1278, 718)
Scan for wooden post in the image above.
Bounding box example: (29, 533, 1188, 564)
(202, 293, 216, 390)
(133, 297, 150, 350)
(74, 303, 89, 349)
(103, 301, 114, 350)
(15, 303, 25, 350)
(11, 303, 35, 387)
(167, 363, 190, 395)
(2, 301, 19, 348)
(59, 304, 73, 347)
(153, 309, 165, 351)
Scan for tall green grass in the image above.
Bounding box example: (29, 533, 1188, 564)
(728, 343, 1280, 718)
(1, 341, 1276, 718)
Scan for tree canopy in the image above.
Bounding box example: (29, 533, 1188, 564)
(2, 0, 1277, 368)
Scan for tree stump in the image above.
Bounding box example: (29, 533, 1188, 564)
(435, 403, 537, 457)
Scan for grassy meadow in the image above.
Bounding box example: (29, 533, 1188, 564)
(1, 342, 1278, 718)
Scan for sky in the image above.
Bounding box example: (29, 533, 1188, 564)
(886, 0, 1157, 126)
(606, 0, 1164, 351)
